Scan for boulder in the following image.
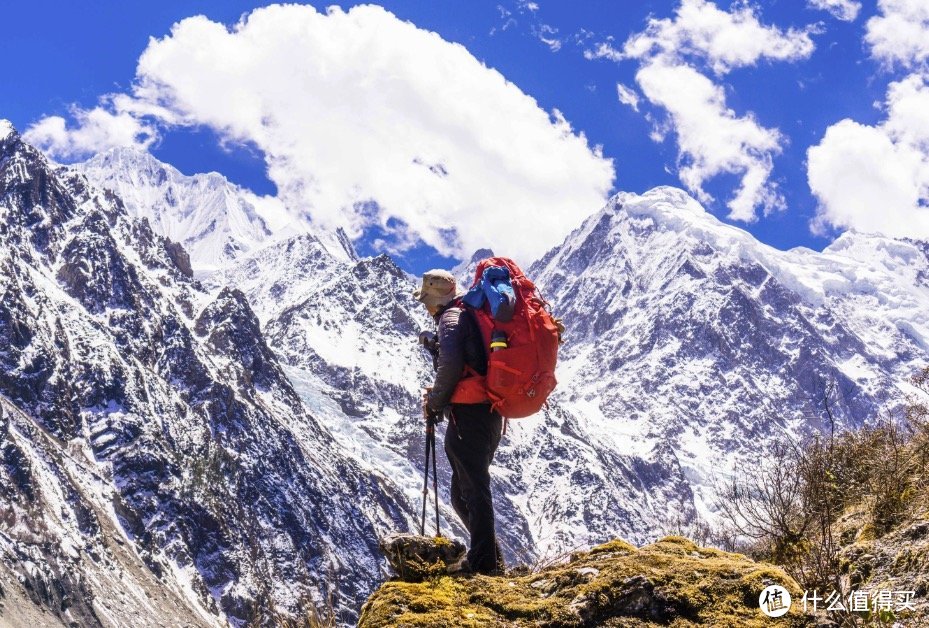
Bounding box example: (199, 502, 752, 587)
(378, 533, 466, 582)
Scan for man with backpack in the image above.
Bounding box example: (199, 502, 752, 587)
(414, 268, 509, 575)
(414, 258, 562, 576)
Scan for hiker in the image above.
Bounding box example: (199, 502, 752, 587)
(414, 269, 511, 575)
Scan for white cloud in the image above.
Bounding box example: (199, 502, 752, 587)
(533, 24, 562, 52)
(807, 0, 861, 22)
(60, 4, 612, 263)
(636, 61, 784, 221)
(865, 0, 929, 69)
(808, 74, 929, 238)
(24, 104, 157, 160)
(584, 40, 622, 62)
(491, 4, 516, 35)
(616, 84, 640, 111)
(600, 0, 813, 221)
(622, 0, 816, 75)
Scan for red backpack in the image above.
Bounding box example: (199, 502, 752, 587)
(450, 257, 561, 418)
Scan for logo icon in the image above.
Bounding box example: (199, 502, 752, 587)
(759, 584, 792, 618)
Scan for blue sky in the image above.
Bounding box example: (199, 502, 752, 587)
(3, 0, 928, 273)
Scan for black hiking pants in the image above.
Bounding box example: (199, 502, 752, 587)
(444, 403, 504, 574)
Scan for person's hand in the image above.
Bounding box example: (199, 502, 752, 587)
(422, 387, 432, 421)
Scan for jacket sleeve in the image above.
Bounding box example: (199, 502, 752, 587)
(427, 307, 466, 411)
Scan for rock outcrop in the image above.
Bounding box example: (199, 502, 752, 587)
(379, 533, 467, 581)
(359, 536, 813, 627)
(833, 494, 929, 624)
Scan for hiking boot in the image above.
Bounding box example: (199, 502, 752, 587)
(446, 556, 471, 576)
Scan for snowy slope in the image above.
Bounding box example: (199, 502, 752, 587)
(530, 187, 929, 522)
(0, 396, 220, 627)
(74, 147, 355, 274)
(0, 127, 418, 626)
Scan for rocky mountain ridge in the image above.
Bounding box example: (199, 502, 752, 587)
(0, 125, 417, 625)
(75, 147, 356, 273)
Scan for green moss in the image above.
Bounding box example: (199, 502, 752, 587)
(586, 539, 637, 557)
(358, 577, 500, 627)
(653, 536, 700, 553)
(360, 538, 815, 627)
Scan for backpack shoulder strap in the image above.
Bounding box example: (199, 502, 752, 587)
(452, 300, 493, 378)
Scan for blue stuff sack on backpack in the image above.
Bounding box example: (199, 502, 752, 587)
(462, 265, 515, 322)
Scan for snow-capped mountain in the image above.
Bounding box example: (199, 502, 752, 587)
(74, 147, 355, 273)
(211, 187, 927, 563)
(209, 227, 700, 563)
(0, 127, 417, 625)
(5, 126, 929, 626)
(530, 187, 929, 523)
(114, 146, 929, 564)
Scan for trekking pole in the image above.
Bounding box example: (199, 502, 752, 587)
(431, 419, 440, 537)
(420, 415, 432, 536)
(419, 413, 443, 537)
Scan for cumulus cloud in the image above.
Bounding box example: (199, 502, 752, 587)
(808, 74, 929, 238)
(24, 104, 157, 160)
(865, 0, 929, 68)
(622, 0, 816, 75)
(30, 4, 613, 263)
(809, 0, 929, 238)
(807, 0, 861, 22)
(595, 0, 815, 221)
(636, 61, 784, 221)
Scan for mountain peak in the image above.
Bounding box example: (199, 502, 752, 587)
(81, 145, 187, 186)
(615, 186, 727, 228)
(531, 186, 755, 279)
(0, 119, 16, 143)
(452, 247, 495, 286)
(74, 148, 276, 273)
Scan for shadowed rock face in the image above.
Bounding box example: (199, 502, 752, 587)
(0, 127, 410, 626)
(359, 536, 814, 627)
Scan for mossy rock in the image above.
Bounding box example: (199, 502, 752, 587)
(359, 537, 813, 627)
(379, 533, 466, 582)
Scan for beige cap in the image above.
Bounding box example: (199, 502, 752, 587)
(413, 269, 462, 308)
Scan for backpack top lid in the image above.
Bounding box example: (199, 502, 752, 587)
(468, 257, 534, 292)
(462, 262, 516, 322)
